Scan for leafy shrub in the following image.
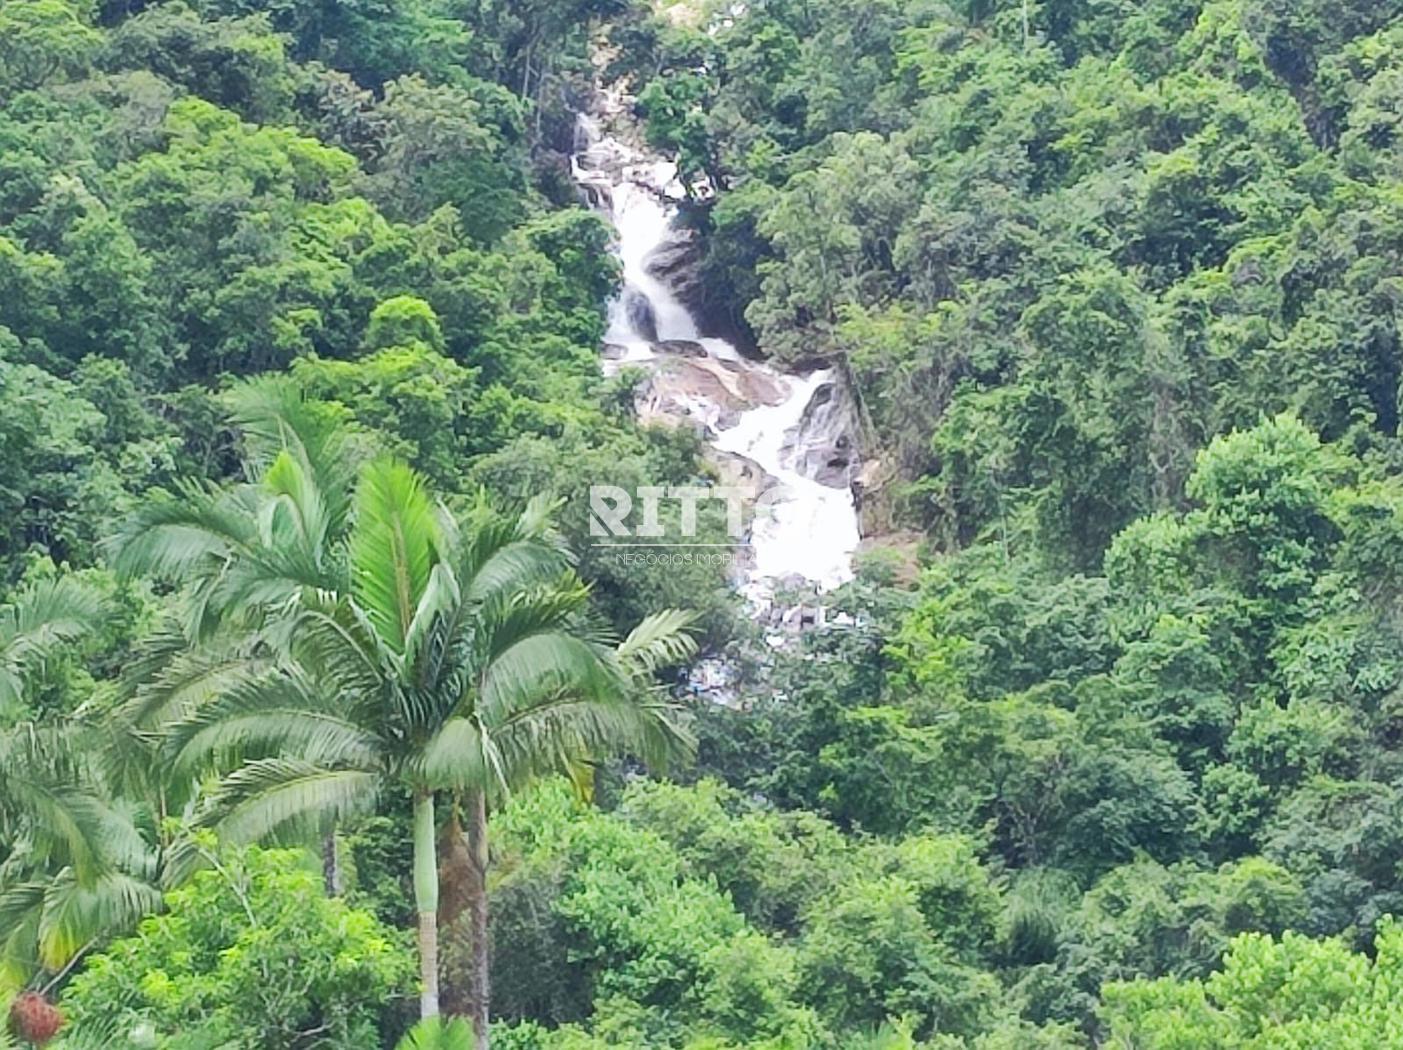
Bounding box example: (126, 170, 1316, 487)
(57, 845, 413, 1049)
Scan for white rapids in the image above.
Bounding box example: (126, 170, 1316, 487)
(572, 86, 861, 610)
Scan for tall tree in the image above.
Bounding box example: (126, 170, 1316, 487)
(112, 378, 365, 890)
(0, 577, 165, 999)
(133, 453, 692, 1039)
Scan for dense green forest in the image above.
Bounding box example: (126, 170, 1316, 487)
(5, 0, 1403, 1047)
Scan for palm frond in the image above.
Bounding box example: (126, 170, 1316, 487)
(0, 882, 46, 953)
(107, 480, 260, 581)
(164, 667, 380, 774)
(395, 1016, 475, 1050)
(349, 459, 443, 655)
(0, 729, 137, 882)
(287, 602, 388, 720)
(262, 450, 332, 554)
(213, 545, 338, 615)
(492, 694, 695, 787)
(0, 577, 109, 714)
(211, 760, 380, 845)
(224, 375, 359, 538)
(415, 716, 507, 795)
(615, 609, 699, 678)
(461, 539, 576, 604)
(468, 580, 595, 663)
(104, 628, 273, 802)
(457, 491, 572, 597)
(515, 493, 566, 543)
(0, 728, 160, 990)
(0, 576, 108, 652)
(403, 562, 462, 686)
(455, 496, 573, 602)
(0, 887, 42, 992)
(36, 869, 163, 969)
(118, 636, 270, 735)
(476, 632, 617, 723)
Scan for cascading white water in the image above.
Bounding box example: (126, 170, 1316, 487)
(572, 86, 862, 611)
(711, 370, 857, 596)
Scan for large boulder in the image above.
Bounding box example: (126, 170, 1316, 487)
(783, 377, 862, 489)
(634, 356, 788, 433)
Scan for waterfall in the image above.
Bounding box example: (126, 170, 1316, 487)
(572, 81, 862, 614)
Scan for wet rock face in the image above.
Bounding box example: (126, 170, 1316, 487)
(624, 288, 658, 342)
(634, 361, 733, 431)
(645, 223, 757, 355)
(783, 378, 862, 489)
(646, 226, 704, 309)
(712, 450, 770, 492)
(634, 356, 786, 432)
(726, 362, 787, 407)
(854, 456, 900, 535)
(653, 339, 707, 358)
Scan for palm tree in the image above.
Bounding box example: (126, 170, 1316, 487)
(112, 377, 363, 891)
(0, 721, 161, 996)
(0, 577, 107, 722)
(156, 458, 695, 1042)
(0, 576, 168, 998)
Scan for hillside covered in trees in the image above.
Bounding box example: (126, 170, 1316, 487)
(4, 0, 1403, 1048)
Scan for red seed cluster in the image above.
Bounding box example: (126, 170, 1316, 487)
(7, 992, 64, 1046)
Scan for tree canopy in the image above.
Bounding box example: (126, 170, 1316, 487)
(5, 0, 1403, 1048)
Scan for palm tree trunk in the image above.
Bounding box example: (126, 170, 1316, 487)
(321, 830, 342, 897)
(466, 788, 490, 1050)
(413, 788, 440, 1018)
